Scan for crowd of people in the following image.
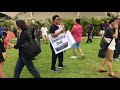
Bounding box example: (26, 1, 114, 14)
(0, 15, 120, 78)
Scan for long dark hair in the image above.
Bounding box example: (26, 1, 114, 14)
(16, 20, 27, 31)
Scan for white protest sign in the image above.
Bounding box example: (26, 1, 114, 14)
(48, 30, 76, 54)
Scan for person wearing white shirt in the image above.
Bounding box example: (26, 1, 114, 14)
(41, 25, 48, 44)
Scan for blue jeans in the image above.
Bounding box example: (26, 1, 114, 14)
(14, 56, 41, 78)
(114, 40, 120, 58)
(36, 36, 41, 49)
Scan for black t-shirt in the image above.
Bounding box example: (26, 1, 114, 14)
(87, 25, 93, 33)
(104, 27, 114, 39)
(0, 40, 6, 63)
(50, 24, 59, 33)
(117, 25, 120, 40)
(99, 23, 106, 30)
(50, 24, 59, 49)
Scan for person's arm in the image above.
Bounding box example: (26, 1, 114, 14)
(51, 29, 64, 38)
(113, 23, 118, 39)
(50, 26, 65, 38)
(0, 41, 7, 60)
(2, 52, 7, 60)
(7, 32, 27, 49)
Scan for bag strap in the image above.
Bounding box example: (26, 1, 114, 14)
(109, 38, 113, 45)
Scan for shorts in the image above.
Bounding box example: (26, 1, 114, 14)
(42, 35, 48, 40)
(105, 48, 114, 61)
(71, 42, 80, 49)
(100, 30, 105, 35)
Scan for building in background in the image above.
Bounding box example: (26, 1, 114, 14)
(0, 12, 119, 21)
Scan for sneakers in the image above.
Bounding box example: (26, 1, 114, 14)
(114, 58, 119, 61)
(51, 69, 60, 72)
(58, 66, 66, 69)
(70, 56, 77, 59)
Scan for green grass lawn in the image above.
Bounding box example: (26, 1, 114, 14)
(4, 38, 120, 78)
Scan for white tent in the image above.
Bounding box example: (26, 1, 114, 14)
(0, 12, 20, 18)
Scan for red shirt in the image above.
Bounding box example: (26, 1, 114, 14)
(71, 24, 83, 42)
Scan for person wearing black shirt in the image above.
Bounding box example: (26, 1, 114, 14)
(113, 17, 120, 61)
(0, 39, 7, 78)
(86, 23, 93, 43)
(99, 17, 118, 78)
(99, 21, 106, 38)
(35, 21, 41, 49)
(7, 20, 41, 78)
(50, 15, 66, 72)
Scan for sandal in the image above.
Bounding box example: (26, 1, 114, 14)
(99, 70, 107, 73)
(108, 73, 118, 78)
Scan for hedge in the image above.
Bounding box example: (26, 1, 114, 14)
(0, 17, 114, 36)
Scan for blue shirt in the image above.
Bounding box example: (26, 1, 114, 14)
(0, 27, 3, 36)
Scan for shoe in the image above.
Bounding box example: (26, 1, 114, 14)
(81, 54, 84, 59)
(114, 58, 119, 61)
(51, 69, 60, 72)
(32, 58, 36, 60)
(118, 56, 120, 60)
(99, 70, 107, 73)
(58, 66, 66, 69)
(108, 73, 118, 78)
(70, 56, 77, 59)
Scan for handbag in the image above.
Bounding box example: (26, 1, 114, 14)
(21, 32, 41, 60)
(100, 37, 113, 50)
(98, 49, 106, 58)
(98, 37, 113, 58)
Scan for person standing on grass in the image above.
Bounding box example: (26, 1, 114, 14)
(99, 21, 106, 39)
(113, 17, 120, 61)
(7, 20, 41, 78)
(99, 17, 118, 78)
(35, 21, 41, 49)
(86, 23, 93, 43)
(41, 24, 48, 44)
(0, 39, 7, 78)
(50, 15, 66, 72)
(70, 19, 84, 59)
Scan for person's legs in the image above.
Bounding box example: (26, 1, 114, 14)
(42, 35, 45, 44)
(45, 35, 48, 44)
(58, 51, 64, 67)
(113, 41, 119, 59)
(0, 63, 5, 78)
(73, 49, 77, 56)
(51, 49, 57, 70)
(86, 33, 90, 43)
(99, 58, 107, 71)
(77, 42, 84, 55)
(71, 43, 77, 59)
(36, 36, 41, 48)
(106, 49, 117, 77)
(14, 57, 24, 78)
(117, 40, 120, 56)
(22, 57, 41, 78)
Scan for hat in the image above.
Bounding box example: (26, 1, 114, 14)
(109, 17, 117, 24)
